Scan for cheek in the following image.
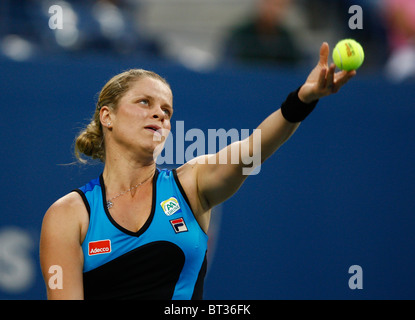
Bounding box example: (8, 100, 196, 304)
(118, 107, 148, 125)
(163, 121, 172, 135)
(130, 106, 148, 118)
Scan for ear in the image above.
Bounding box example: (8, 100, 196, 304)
(100, 106, 112, 129)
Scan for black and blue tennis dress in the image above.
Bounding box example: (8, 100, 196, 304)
(73, 168, 208, 300)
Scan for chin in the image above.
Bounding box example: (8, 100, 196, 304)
(152, 141, 167, 160)
(137, 139, 165, 163)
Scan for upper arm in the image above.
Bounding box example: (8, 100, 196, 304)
(39, 192, 88, 300)
(197, 140, 253, 208)
(178, 109, 300, 214)
(178, 140, 251, 214)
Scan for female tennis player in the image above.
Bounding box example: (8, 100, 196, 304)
(40, 42, 355, 299)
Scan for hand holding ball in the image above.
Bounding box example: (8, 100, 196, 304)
(332, 39, 364, 71)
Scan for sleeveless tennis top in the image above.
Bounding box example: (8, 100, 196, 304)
(74, 168, 208, 300)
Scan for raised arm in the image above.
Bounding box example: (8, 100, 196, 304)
(177, 43, 356, 230)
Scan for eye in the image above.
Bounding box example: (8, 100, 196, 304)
(162, 108, 173, 118)
(138, 99, 149, 105)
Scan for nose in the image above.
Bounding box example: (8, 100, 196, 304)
(152, 106, 165, 121)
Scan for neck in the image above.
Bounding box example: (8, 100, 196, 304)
(103, 151, 157, 197)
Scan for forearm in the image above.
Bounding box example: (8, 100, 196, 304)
(244, 87, 318, 165)
(251, 109, 300, 163)
(195, 100, 303, 206)
(195, 42, 355, 210)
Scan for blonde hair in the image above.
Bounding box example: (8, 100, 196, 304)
(74, 69, 170, 163)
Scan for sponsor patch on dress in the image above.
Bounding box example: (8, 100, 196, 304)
(160, 197, 181, 216)
(170, 217, 188, 233)
(88, 239, 111, 256)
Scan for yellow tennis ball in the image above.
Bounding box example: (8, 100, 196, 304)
(332, 39, 364, 71)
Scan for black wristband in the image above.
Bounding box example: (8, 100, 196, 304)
(280, 87, 319, 123)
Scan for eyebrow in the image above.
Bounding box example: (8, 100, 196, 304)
(138, 94, 173, 111)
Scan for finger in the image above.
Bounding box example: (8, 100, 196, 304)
(317, 67, 327, 89)
(326, 64, 335, 90)
(319, 42, 329, 66)
(333, 70, 356, 92)
(334, 68, 356, 79)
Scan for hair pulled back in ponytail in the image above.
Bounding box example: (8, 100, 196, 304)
(74, 69, 170, 163)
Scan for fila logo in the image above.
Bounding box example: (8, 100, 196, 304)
(160, 197, 181, 216)
(88, 239, 111, 256)
(170, 218, 188, 233)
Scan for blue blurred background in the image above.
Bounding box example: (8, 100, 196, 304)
(0, 0, 414, 299)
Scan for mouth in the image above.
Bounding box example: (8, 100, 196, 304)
(145, 124, 161, 132)
(145, 124, 163, 140)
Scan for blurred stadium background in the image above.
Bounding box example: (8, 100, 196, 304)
(0, 0, 414, 299)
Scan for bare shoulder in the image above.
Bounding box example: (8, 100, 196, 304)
(41, 191, 89, 243)
(44, 192, 86, 222)
(175, 159, 200, 207)
(176, 156, 211, 233)
(49, 191, 85, 211)
(176, 155, 210, 212)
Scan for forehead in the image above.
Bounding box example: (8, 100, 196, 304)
(124, 77, 173, 104)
